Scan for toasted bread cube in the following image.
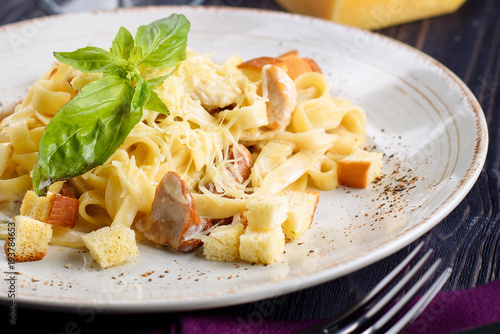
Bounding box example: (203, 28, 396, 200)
(20, 190, 55, 222)
(246, 195, 289, 232)
(338, 149, 383, 188)
(278, 51, 312, 80)
(304, 57, 322, 73)
(4, 215, 52, 262)
(21, 190, 79, 229)
(278, 50, 322, 80)
(46, 194, 79, 229)
(237, 57, 288, 82)
(281, 188, 320, 240)
(239, 226, 285, 264)
(239, 209, 249, 228)
(82, 225, 139, 269)
(202, 223, 245, 262)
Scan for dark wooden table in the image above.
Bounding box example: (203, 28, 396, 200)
(1, 0, 499, 333)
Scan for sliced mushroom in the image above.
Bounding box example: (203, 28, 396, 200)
(203, 144, 254, 195)
(203, 103, 236, 115)
(203, 144, 253, 226)
(134, 171, 211, 252)
(262, 65, 298, 131)
(228, 144, 254, 183)
(59, 182, 77, 198)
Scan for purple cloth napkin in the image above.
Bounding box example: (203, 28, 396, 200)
(176, 279, 500, 334)
(403, 279, 500, 334)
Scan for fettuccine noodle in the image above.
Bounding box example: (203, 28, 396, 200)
(0, 49, 367, 246)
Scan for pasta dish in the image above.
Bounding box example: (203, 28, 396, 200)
(0, 16, 381, 268)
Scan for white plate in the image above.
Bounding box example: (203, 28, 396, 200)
(0, 6, 488, 311)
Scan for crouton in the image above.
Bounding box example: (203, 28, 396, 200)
(4, 215, 52, 262)
(239, 226, 285, 264)
(304, 57, 322, 73)
(245, 195, 289, 232)
(280, 188, 319, 240)
(82, 225, 139, 268)
(338, 149, 383, 188)
(238, 51, 322, 82)
(239, 209, 249, 228)
(278, 50, 319, 80)
(20, 190, 79, 229)
(201, 223, 245, 262)
(20, 190, 55, 222)
(46, 194, 79, 229)
(237, 57, 288, 82)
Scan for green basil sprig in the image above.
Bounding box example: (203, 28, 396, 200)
(32, 14, 190, 196)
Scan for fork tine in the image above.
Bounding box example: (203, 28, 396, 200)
(362, 261, 452, 334)
(354, 242, 426, 312)
(298, 244, 451, 334)
(329, 249, 434, 334)
(362, 249, 434, 319)
(382, 267, 452, 334)
(297, 242, 425, 334)
(329, 243, 426, 332)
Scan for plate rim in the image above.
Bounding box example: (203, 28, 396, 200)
(0, 5, 489, 312)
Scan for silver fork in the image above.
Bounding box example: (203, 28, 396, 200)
(299, 242, 452, 334)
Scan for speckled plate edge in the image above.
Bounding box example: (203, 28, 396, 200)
(0, 6, 488, 312)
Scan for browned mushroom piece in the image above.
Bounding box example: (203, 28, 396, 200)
(203, 143, 254, 195)
(262, 65, 298, 131)
(59, 182, 77, 198)
(228, 144, 254, 183)
(203, 144, 254, 226)
(134, 171, 211, 252)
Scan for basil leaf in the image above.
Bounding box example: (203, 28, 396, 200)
(33, 76, 139, 195)
(128, 45, 140, 65)
(146, 72, 172, 89)
(111, 27, 134, 61)
(54, 46, 123, 75)
(145, 90, 169, 115)
(131, 76, 150, 111)
(135, 14, 190, 68)
(34, 16, 190, 194)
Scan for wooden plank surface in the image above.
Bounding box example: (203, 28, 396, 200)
(1, 0, 499, 331)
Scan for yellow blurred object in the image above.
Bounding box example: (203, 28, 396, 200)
(274, 0, 467, 30)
